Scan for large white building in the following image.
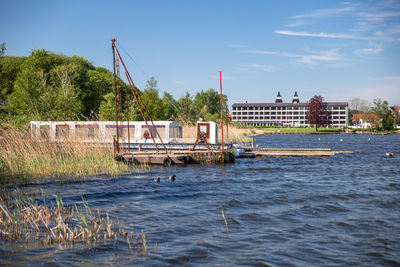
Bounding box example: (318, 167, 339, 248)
(232, 92, 348, 127)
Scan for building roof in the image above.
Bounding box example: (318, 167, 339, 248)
(352, 113, 376, 122)
(275, 91, 283, 103)
(232, 102, 348, 107)
(292, 91, 299, 103)
(390, 104, 400, 114)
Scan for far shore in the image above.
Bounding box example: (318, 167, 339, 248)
(182, 124, 399, 140)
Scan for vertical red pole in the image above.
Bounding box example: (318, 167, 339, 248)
(218, 71, 224, 163)
(226, 106, 229, 139)
(112, 38, 119, 154)
(126, 95, 130, 153)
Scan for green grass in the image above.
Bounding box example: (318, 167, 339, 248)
(259, 127, 343, 134)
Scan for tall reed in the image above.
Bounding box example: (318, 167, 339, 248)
(0, 191, 147, 253)
(0, 129, 131, 183)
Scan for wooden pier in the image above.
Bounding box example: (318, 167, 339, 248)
(245, 147, 353, 157)
(116, 150, 235, 166)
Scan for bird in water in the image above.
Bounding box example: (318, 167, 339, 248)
(154, 177, 160, 183)
(169, 175, 176, 182)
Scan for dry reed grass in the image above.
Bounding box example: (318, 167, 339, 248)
(0, 129, 131, 183)
(182, 124, 266, 143)
(0, 190, 147, 253)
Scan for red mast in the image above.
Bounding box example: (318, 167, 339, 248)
(218, 71, 224, 160)
(112, 38, 119, 153)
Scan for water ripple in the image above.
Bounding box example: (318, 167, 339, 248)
(1, 134, 400, 266)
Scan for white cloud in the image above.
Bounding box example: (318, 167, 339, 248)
(243, 50, 278, 55)
(290, 6, 355, 19)
(285, 21, 308, 27)
(284, 1, 400, 44)
(207, 74, 234, 81)
(358, 11, 400, 22)
(275, 30, 358, 39)
(234, 63, 275, 74)
(250, 63, 275, 72)
(243, 49, 341, 64)
(324, 76, 400, 105)
(355, 47, 384, 56)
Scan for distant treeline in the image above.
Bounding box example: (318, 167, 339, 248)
(0, 47, 227, 128)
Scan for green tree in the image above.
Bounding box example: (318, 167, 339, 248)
(348, 97, 371, 125)
(176, 92, 197, 123)
(8, 50, 84, 120)
(0, 56, 25, 102)
(161, 92, 177, 120)
(194, 88, 228, 122)
(0, 42, 5, 57)
(140, 87, 163, 120)
(87, 67, 114, 116)
(98, 92, 116, 121)
(372, 98, 394, 131)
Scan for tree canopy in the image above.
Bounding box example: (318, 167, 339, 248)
(372, 98, 394, 131)
(0, 42, 5, 57)
(0, 49, 228, 128)
(306, 95, 331, 130)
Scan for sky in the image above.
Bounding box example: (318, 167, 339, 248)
(1, 0, 400, 107)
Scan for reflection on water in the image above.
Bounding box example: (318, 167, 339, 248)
(1, 134, 400, 266)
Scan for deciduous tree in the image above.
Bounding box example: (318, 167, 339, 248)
(0, 42, 5, 57)
(306, 95, 331, 130)
(372, 98, 394, 131)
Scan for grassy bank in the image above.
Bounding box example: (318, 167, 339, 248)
(261, 127, 343, 134)
(0, 129, 131, 184)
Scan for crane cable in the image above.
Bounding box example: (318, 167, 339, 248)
(113, 43, 168, 153)
(116, 41, 150, 80)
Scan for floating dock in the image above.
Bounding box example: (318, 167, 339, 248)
(116, 150, 234, 166)
(115, 147, 353, 166)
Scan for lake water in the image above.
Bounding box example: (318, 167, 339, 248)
(1, 134, 400, 266)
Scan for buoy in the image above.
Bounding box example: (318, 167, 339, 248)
(318, 137, 321, 141)
(386, 152, 394, 158)
(340, 139, 343, 142)
(169, 175, 176, 182)
(368, 138, 371, 141)
(154, 177, 160, 183)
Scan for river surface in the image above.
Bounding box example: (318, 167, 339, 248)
(1, 134, 400, 266)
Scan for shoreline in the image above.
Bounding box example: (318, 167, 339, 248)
(255, 131, 398, 135)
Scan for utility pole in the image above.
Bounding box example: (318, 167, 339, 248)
(218, 71, 224, 163)
(126, 95, 130, 153)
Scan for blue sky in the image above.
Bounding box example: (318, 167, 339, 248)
(1, 0, 400, 107)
